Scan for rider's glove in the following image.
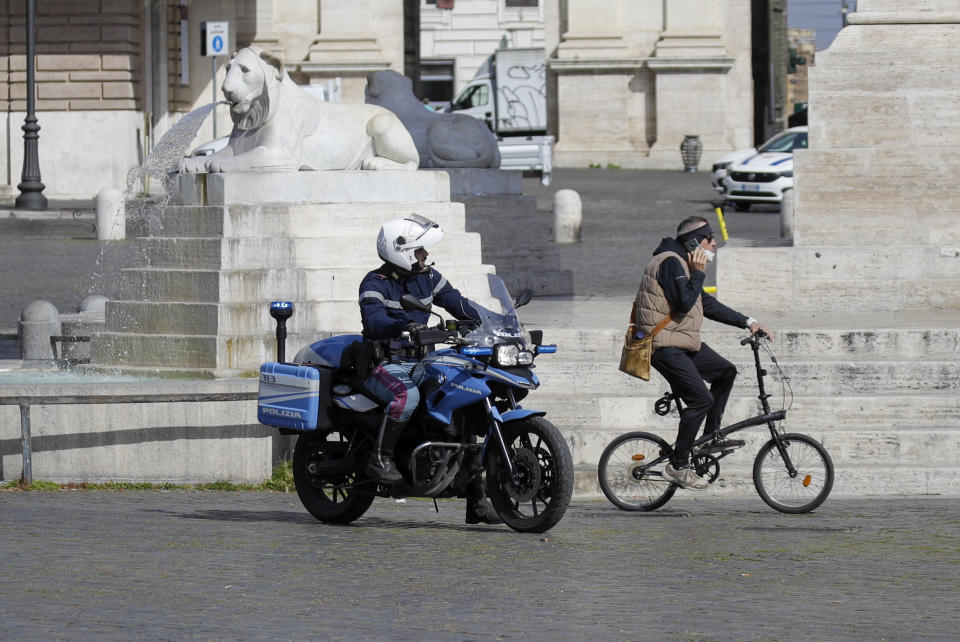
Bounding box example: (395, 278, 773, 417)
(404, 322, 427, 335)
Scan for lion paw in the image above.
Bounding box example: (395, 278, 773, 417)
(361, 157, 417, 171)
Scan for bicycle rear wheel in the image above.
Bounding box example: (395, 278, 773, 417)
(753, 432, 834, 514)
(598, 431, 676, 511)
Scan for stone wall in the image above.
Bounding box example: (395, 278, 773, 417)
(549, 0, 754, 169)
(718, 0, 960, 312)
(1, 0, 142, 113)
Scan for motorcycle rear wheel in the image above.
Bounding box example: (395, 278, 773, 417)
(293, 429, 374, 524)
(485, 417, 573, 533)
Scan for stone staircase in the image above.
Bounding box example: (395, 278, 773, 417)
(515, 304, 960, 498)
(90, 171, 494, 377)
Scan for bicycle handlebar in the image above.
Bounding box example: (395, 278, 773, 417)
(740, 328, 769, 346)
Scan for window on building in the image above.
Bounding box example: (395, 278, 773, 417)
(505, 0, 538, 6)
(420, 59, 456, 108)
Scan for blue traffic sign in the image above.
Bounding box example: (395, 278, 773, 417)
(212, 35, 223, 53)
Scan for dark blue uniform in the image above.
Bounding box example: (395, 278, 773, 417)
(359, 264, 478, 340)
(357, 264, 479, 422)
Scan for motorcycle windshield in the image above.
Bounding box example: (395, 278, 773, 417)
(462, 274, 525, 347)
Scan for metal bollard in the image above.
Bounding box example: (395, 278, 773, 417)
(20, 405, 32, 486)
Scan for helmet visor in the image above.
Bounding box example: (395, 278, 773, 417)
(396, 214, 440, 249)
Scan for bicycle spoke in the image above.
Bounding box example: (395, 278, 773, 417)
(754, 434, 833, 513)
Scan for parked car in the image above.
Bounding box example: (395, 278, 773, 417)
(189, 136, 228, 157)
(720, 126, 808, 211)
(711, 126, 808, 194)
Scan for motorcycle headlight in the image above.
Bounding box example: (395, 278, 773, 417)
(495, 344, 519, 366)
(495, 344, 534, 367)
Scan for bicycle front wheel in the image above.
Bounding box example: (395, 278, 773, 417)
(753, 432, 834, 514)
(598, 431, 676, 511)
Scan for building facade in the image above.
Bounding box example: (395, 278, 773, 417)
(2, 0, 758, 199)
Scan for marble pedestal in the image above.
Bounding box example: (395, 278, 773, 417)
(90, 171, 494, 377)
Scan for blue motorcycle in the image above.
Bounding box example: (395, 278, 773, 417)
(257, 274, 574, 533)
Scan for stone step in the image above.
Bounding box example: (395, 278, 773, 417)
(530, 358, 960, 395)
(174, 170, 452, 207)
(527, 325, 960, 361)
(716, 242, 960, 313)
(107, 296, 462, 337)
(127, 201, 467, 239)
(561, 424, 960, 470)
(571, 462, 960, 500)
(133, 232, 483, 270)
(115, 263, 496, 304)
(91, 330, 334, 374)
(529, 390, 960, 433)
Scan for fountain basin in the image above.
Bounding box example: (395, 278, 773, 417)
(0, 376, 272, 484)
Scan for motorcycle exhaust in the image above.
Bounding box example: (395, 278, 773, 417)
(269, 301, 293, 362)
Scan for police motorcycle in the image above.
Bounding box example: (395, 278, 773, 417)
(257, 273, 574, 533)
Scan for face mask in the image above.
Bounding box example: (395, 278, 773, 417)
(703, 249, 716, 262)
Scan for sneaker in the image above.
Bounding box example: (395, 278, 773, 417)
(700, 437, 746, 454)
(662, 463, 709, 490)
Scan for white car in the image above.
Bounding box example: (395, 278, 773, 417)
(189, 136, 229, 157)
(711, 126, 808, 192)
(719, 126, 808, 211)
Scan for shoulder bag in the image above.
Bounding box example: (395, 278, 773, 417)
(618, 303, 672, 381)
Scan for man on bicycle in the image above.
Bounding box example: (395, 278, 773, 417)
(636, 216, 773, 490)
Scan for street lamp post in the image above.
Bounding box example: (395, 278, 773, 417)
(15, 0, 47, 210)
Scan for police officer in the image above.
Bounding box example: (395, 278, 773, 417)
(358, 214, 501, 525)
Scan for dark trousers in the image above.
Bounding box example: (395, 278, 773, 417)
(651, 343, 737, 467)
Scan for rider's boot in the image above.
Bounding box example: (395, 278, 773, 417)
(366, 418, 405, 483)
(464, 457, 502, 525)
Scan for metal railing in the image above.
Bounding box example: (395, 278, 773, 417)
(1, 391, 258, 486)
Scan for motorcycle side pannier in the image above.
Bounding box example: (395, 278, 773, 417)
(257, 362, 332, 431)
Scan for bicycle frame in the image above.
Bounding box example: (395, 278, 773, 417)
(643, 334, 798, 476)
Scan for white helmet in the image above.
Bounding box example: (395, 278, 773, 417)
(376, 214, 444, 273)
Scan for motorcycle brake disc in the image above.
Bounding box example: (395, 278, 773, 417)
(504, 448, 541, 502)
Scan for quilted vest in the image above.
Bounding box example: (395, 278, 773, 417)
(635, 250, 703, 352)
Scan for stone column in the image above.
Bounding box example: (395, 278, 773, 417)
(550, 0, 645, 168)
(646, 0, 735, 168)
(295, 0, 400, 103)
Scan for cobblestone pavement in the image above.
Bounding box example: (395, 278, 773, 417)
(2, 491, 958, 640)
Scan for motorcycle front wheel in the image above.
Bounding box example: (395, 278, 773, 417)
(293, 429, 375, 524)
(485, 417, 573, 533)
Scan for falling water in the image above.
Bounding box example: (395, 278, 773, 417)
(81, 102, 225, 371)
(125, 102, 221, 195)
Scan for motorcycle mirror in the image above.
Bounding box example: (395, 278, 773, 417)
(514, 289, 533, 308)
(400, 294, 429, 313)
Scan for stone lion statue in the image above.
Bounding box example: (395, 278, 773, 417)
(180, 47, 419, 173)
(365, 70, 500, 169)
